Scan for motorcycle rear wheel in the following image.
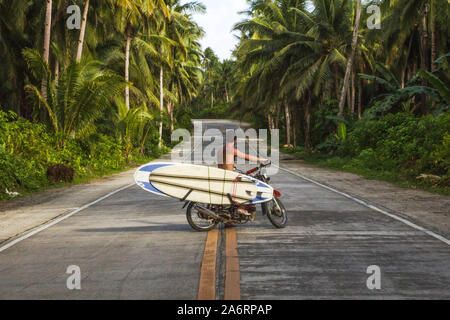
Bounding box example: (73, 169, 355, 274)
(186, 202, 219, 232)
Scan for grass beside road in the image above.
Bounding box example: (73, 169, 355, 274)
(281, 147, 450, 196)
(0, 156, 158, 202)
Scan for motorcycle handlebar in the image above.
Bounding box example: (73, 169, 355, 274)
(245, 160, 271, 175)
(261, 160, 272, 167)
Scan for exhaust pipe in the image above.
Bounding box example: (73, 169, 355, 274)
(194, 204, 229, 223)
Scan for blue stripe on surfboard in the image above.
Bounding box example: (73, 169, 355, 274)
(138, 181, 166, 196)
(257, 182, 270, 188)
(139, 163, 173, 173)
(253, 197, 268, 202)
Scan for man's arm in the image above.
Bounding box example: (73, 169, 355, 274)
(234, 148, 267, 163)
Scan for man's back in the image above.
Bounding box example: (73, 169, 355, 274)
(217, 144, 235, 171)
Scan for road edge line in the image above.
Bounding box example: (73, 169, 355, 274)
(224, 227, 241, 300)
(198, 229, 219, 300)
(277, 165, 450, 246)
(0, 183, 135, 254)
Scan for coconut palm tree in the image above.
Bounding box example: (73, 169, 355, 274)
(23, 48, 126, 145)
(164, 0, 205, 132)
(112, 0, 170, 110)
(153, 0, 204, 145)
(0, 0, 34, 115)
(379, 0, 449, 113)
(338, 0, 362, 117)
(76, 0, 90, 62)
(115, 100, 155, 158)
(234, 0, 353, 152)
(41, 0, 52, 99)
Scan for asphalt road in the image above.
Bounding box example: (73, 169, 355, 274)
(0, 120, 449, 299)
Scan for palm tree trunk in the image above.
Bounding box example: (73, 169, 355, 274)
(338, 0, 362, 117)
(159, 66, 164, 148)
(211, 92, 214, 109)
(347, 84, 351, 113)
(351, 70, 356, 114)
(431, 29, 436, 71)
(304, 97, 311, 154)
(42, 0, 52, 64)
(401, 68, 406, 89)
(125, 30, 131, 110)
(268, 105, 275, 130)
(76, 0, 90, 62)
(167, 100, 174, 133)
(41, 0, 52, 100)
(225, 84, 230, 103)
(430, 0, 436, 71)
(402, 34, 414, 87)
(292, 107, 297, 148)
(420, 4, 429, 114)
(284, 102, 291, 147)
(275, 103, 281, 129)
(358, 78, 363, 118)
(411, 61, 417, 104)
(421, 4, 430, 67)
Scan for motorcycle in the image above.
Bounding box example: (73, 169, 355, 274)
(184, 162, 287, 231)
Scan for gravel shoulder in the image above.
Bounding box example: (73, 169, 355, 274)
(279, 155, 450, 238)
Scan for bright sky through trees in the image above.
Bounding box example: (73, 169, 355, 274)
(184, 0, 249, 61)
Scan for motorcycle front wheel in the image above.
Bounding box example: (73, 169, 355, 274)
(186, 202, 219, 232)
(262, 197, 287, 228)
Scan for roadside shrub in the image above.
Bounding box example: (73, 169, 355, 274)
(338, 112, 450, 177)
(311, 100, 340, 146)
(0, 145, 46, 199)
(431, 133, 450, 174)
(0, 111, 156, 199)
(78, 133, 127, 173)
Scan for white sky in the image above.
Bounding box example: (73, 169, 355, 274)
(184, 0, 250, 61)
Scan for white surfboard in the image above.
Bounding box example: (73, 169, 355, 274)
(134, 162, 273, 205)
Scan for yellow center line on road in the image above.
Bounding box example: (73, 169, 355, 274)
(197, 226, 241, 300)
(198, 229, 219, 300)
(224, 227, 241, 300)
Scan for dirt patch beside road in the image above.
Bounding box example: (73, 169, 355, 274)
(280, 157, 450, 238)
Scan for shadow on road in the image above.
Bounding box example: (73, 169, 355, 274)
(76, 224, 192, 233)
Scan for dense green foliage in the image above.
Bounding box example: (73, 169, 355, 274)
(283, 112, 450, 193)
(214, 0, 449, 193)
(0, 0, 449, 198)
(0, 110, 164, 200)
(0, 0, 205, 199)
(342, 113, 449, 177)
(190, 48, 239, 118)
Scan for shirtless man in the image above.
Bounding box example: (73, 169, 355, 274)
(217, 135, 266, 171)
(217, 135, 267, 219)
